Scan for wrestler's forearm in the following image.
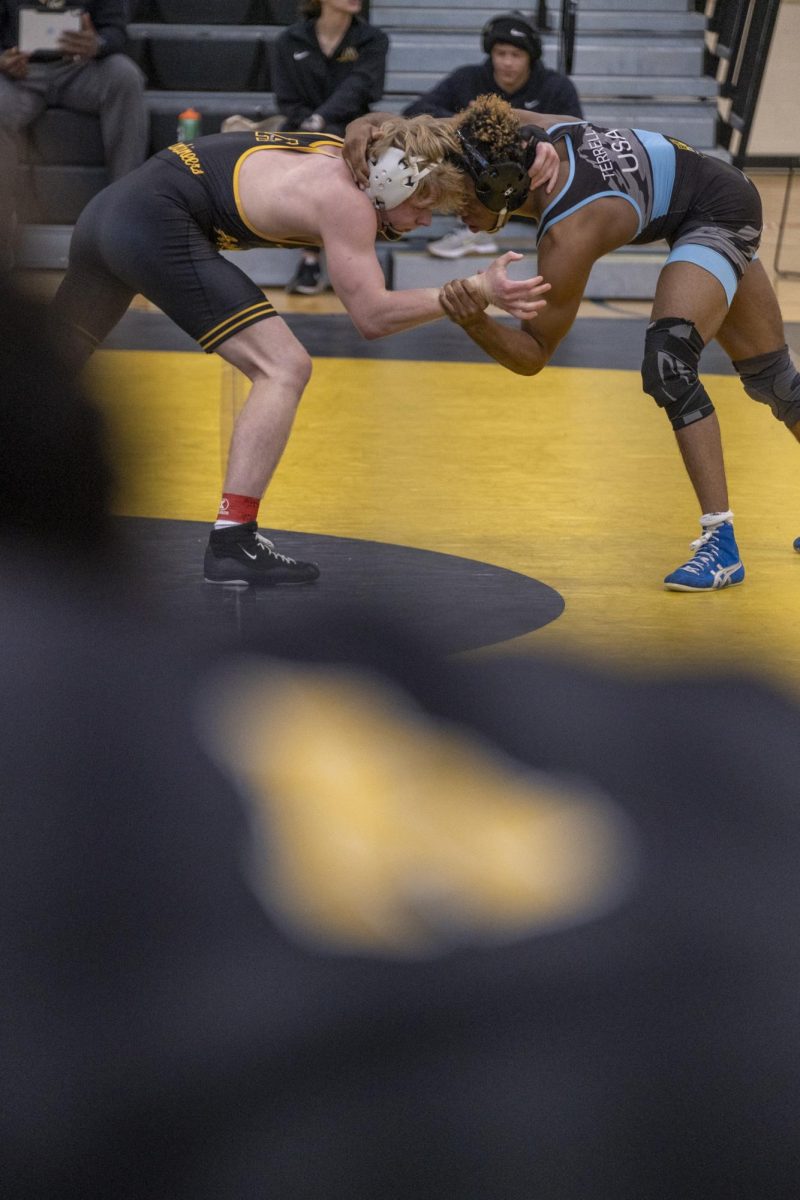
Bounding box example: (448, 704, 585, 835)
(454, 314, 548, 376)
(354, 287, 447, 339)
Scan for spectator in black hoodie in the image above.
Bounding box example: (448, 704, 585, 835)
(406, 11, 582, 259)
(272, 0, 388, 294)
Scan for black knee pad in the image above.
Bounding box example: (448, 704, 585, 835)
(733, 344, 800, 429)
(641, 317, 714, 430)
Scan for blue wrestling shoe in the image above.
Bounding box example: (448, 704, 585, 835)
(794, 537, 800, 553)
(664, 520, 744, 592)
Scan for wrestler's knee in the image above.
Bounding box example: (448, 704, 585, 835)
(246, 337, 313, 393)
(277, 341, 313, 391)
(733, 345, 800, 429)
(641, 316, 715, 430)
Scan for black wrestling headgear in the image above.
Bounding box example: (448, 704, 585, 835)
(454, 124, 553, 215)
(481, 12, 542, 62)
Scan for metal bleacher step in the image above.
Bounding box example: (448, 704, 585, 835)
(145, 90, 277, 148)
(386, 70, 717, 100)
(378, 8, 704, 35)
(546, 9, 704, 34)
(582, 102, 715, 146)
(548, 74, 717, 99)
(383, 71, 714, 100)
(128, 22, 279, 40)
(145, 88, 275, 114)
(374, 0, 692, 11)
(386, 33, 704, 80)
(18, 224, 73, 271)
(377, 97, 717, 149)
(543, 0, 692, 10)
(570, 35, 704, 76)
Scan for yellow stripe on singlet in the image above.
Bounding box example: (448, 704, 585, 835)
(198, 300, 275, 349)
(232, 136, 344, 244)
(202, 307, 277, 351)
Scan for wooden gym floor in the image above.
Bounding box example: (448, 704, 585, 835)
(21, 171, 800, 688)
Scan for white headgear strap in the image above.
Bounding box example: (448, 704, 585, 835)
(366, 146, 436, 212)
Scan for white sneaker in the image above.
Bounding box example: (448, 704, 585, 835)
(427, 227, 500, 259)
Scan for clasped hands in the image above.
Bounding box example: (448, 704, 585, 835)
(440, 252, 550, 325)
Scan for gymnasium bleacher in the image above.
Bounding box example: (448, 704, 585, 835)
(18, 0, 716, 297)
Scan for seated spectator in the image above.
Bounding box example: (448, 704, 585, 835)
(404, 11, 582, 259)
(0, 0, 147, 272)
(272, 0, 388, 294)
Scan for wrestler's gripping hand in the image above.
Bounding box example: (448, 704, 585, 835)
(342, 117, 383, 188)
(444, 251, 549, 322)
(528, 140, 561, 195)
(439, 277, 488, 328)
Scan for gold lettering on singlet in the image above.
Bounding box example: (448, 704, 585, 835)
(168, 142, 205, 175)
(253, 132, 304, 146)
(214, 228, 240, 251)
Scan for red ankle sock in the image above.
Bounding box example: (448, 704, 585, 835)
(215, 493, 260, 527)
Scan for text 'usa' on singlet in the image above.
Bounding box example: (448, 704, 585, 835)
(535, 121, 700, 247)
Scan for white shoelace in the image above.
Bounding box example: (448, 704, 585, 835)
(254, 531, 296, 565)
(679, 527, 721, 575)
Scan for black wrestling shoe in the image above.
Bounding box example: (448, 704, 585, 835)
(285, 257, 325, 295)
(204, 522, 320, 586)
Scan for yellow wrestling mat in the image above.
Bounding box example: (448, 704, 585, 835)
(87, 348, 800, 687)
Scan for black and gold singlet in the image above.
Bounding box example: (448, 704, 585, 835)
(157, 130, 345, 251)
(60, 130, 350, 352)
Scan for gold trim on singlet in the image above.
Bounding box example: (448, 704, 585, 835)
(232, 134, 344, 244)
(198, 299, 276, 351)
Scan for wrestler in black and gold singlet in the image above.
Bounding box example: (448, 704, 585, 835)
(58, 131, 345, 354)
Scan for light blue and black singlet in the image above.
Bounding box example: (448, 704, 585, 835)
(535, 122, 762, 305)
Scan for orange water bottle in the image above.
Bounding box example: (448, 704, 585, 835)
(177, 107, 201, 142)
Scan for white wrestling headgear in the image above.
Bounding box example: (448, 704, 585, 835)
(366, 146, 436, 211)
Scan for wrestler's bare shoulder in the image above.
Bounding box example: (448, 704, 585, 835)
(237, 146, 373, 237)
(237, 144, 353, 194)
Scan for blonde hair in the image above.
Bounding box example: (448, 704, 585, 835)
(369, 115, 466, 213)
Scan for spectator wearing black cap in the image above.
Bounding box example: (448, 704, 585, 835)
(407, 11, 582, 259)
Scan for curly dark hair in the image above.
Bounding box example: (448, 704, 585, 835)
(454, 94, 525, 167)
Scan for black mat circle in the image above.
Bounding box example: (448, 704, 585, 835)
(121, 518, 564, 656)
